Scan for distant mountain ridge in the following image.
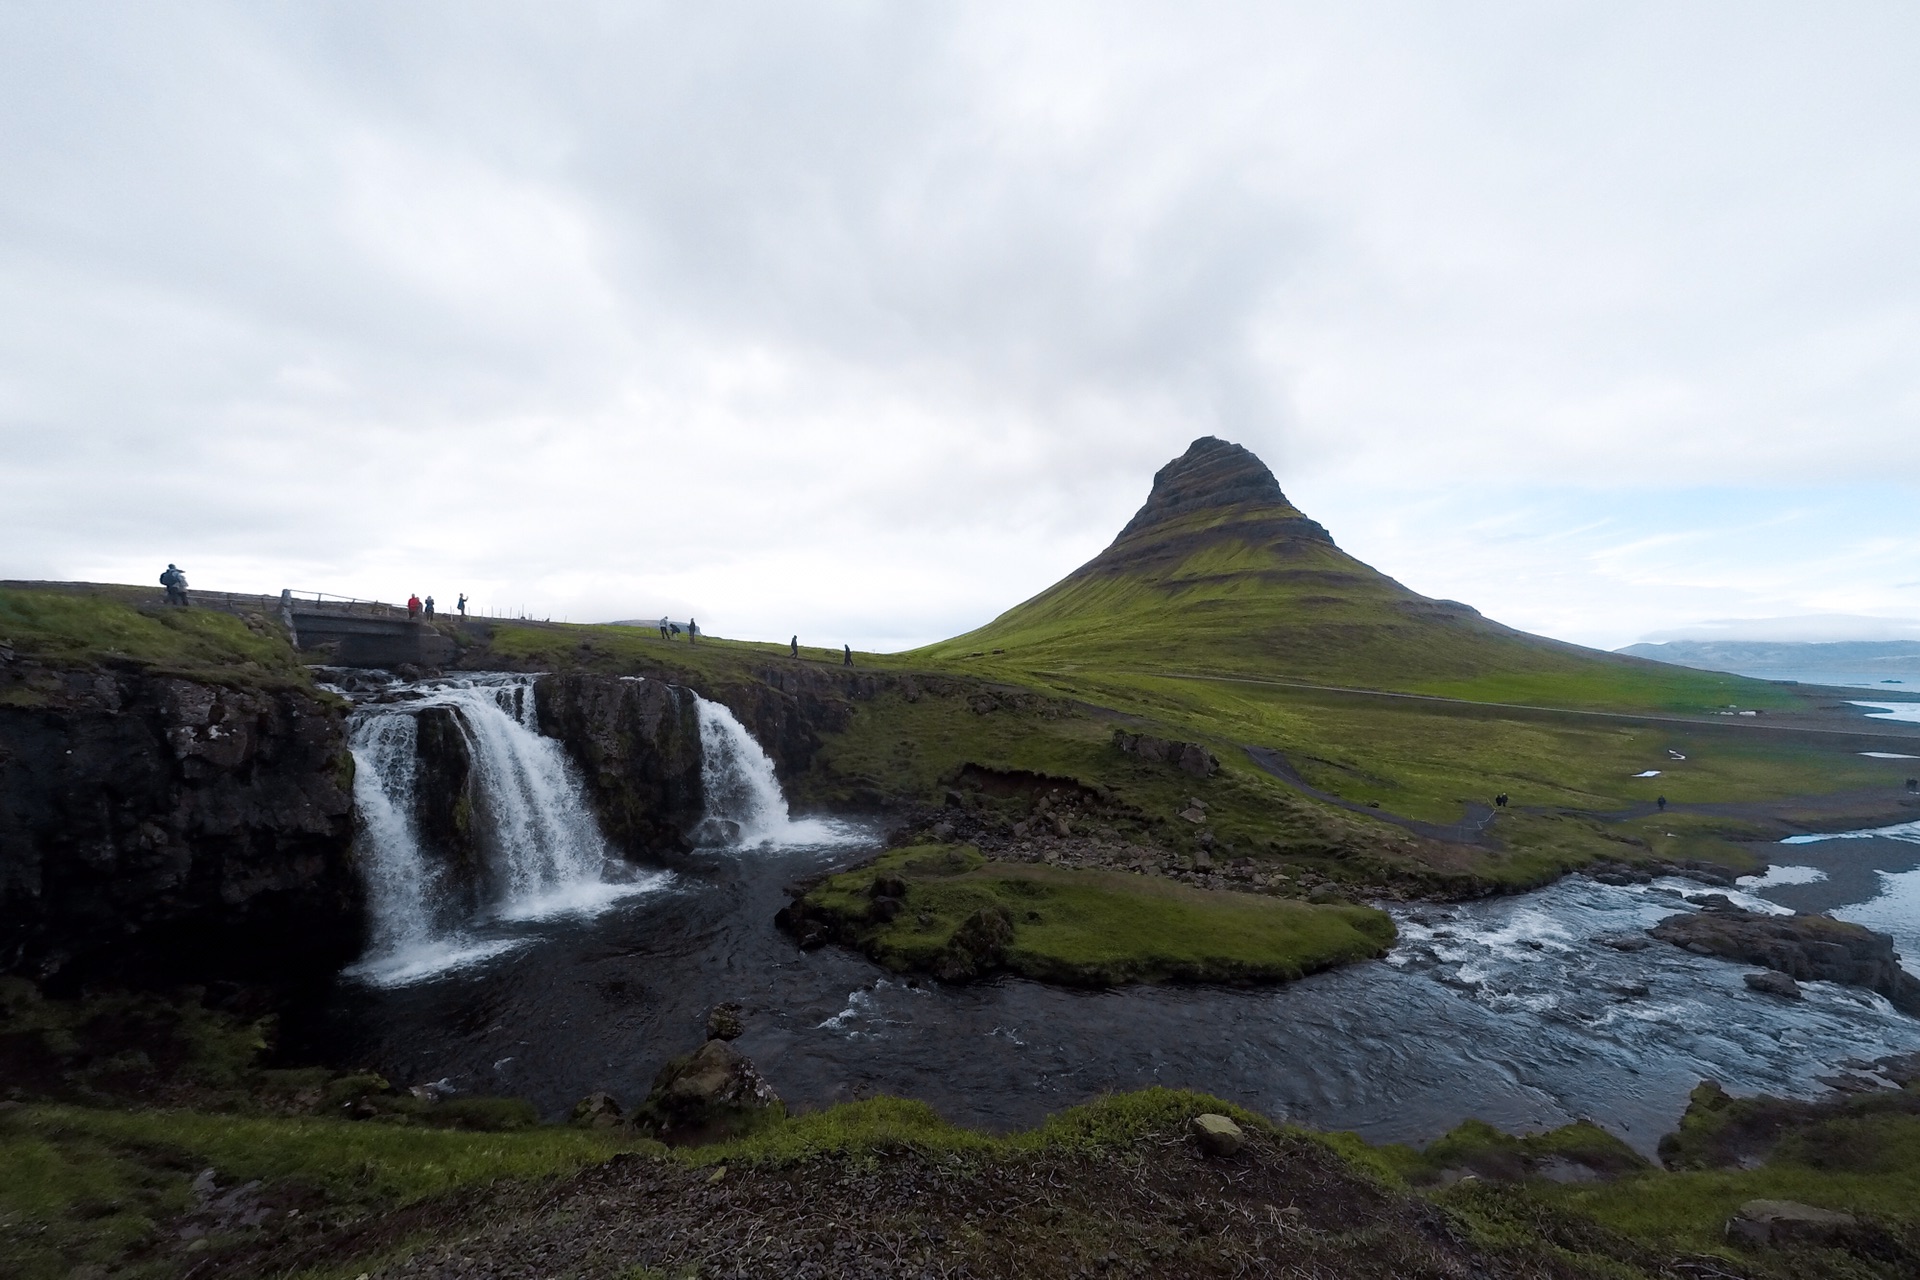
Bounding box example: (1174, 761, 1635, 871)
(1619, 639, 1920, 676)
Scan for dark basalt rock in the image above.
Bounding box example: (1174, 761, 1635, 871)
(1649, 905, 1920, 1015)
(534, 673, 705, 854)
(0, 666, 361, 986)
(633, 1038, 781, 1146)
(1112, 729, 1219, 778)
(412, 705, 485, 914)
(1116, 436, 1306, 541)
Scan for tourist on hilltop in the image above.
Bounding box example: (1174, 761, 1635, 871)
(424, 594, 435, 620)
(670, 621, 681, 638)
(658, 616, 669, 640)
(791, 635, 799, 658)
(160, 564, 189, 607)
(689, 618, 698, 644)
(407, 593, 422, 622)
(843, 644, 853, 668)
(457, 593, 467, 618)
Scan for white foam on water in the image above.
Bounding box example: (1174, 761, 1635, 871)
(691, 694, 865, 850)
(343, 936, 526, 988)
(1737, 864, 1828, 890)
(1783, 818, 1920, 845)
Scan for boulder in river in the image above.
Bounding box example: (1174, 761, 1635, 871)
(634, 1038, 781, 1146)
(1742, 970, 1802, 1000)
(1648, 905, 1920, 1015)
(705, 1002, 744, 1041)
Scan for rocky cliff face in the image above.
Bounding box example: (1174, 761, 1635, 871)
(0, 663, 361, 987)
(534, 674, 707, 853)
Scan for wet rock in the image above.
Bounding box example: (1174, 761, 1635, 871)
(706, 1002, 744, 1041)
(1650, 906, 1920, 1014)
(1190, 1113, 1245, 1157)
(1593, 932, 1653, 952)
(1743, 970, 1802, 1000)
(1307, 884, 1350, 905)
(634, 1039, 781, 1146)
(533, 673, 704, 854)
(570, 1092, 625, 1128)
(1726, 1199, 1857, 1248)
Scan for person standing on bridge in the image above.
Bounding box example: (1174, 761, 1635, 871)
(424, 595, 435, 620)
(407, 593, 422, 622)
(160, 564, 189, 607)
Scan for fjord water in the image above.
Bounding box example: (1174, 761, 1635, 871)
(301, 674, 1920, 1153)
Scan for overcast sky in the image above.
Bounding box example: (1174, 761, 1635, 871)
(4, 2, 1917, 651)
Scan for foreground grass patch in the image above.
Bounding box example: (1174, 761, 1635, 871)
(793, 842, 1397, 985)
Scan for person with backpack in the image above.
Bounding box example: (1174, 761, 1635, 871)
(159, 564, 189, 606)
(424, 595, 435, 620)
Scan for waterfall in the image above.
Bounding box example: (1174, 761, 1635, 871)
(346, 711, 441, 954)
(344, 674, 666, 987)
(691, 694, 857, 848)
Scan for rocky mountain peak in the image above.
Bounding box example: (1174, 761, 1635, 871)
(1115, 437, 1293, 541)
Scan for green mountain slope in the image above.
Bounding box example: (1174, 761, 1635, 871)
(916, 437, 1781, 713)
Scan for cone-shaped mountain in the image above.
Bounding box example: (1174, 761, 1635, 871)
(920, 437, 1670, 701)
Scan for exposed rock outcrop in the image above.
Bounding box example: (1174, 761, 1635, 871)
(1649, 905, 1920, 1015)
(633, 1038, 781, 1145)
(533, 674, 705, 853)
(1112, 729, 1219, 777)
(0, 666, 360, 985)
(412, 705, 484, 915)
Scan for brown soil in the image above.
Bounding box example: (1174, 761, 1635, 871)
(202, 1123, 1602, 1280)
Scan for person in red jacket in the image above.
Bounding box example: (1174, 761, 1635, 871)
(407, 593, 422, 622)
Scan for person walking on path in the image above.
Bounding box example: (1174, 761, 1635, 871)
(407, 593, 422, 622)
(843, 644, 853, 668)
(160, 564, 189, 606)
(457, 593, 467, 618)
(791, 635, 799, 658)
(1656, 795, 1668, 812)
(424, 595, 435, 620)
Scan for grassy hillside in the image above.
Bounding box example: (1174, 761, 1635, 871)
(913, 439, 1789, 716)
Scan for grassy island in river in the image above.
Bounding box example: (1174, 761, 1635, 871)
(783, 841, 1397, 985)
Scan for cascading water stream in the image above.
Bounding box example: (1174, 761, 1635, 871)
(691, 694, 858, 848)
(343, 674, 667, 986)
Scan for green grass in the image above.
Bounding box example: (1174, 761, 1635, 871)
(0, 1104, 631, 1280)
(910, 501, 1789, 716)
(799, 842, 1397, 985)
(0, 585, 311, 698)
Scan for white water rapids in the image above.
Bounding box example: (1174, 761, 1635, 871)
(342, 674, 852, 987)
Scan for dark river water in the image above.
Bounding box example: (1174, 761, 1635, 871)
(282, 827, 1920, 1157)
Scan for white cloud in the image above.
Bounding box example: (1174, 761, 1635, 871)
(1, 2, 1916, 651)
